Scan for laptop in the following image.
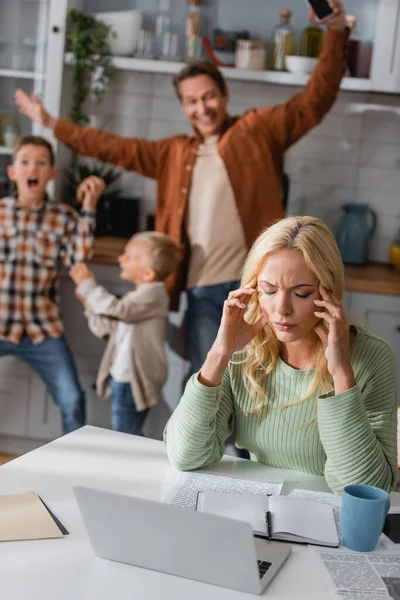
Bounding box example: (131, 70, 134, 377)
(74, 486, 292, 595)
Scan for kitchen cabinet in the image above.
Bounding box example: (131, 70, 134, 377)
(346, 291, 400, 395)
(0, 357, 30, 437)
(370, 0, 400, 92)
(0, 0, 69, 177)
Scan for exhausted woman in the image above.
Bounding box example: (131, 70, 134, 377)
(164, 216, 398, 494)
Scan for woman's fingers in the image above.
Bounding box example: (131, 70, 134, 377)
(319, 284, 341, 306)
(226, 298, 247, 310)
(314, 299, 343, 319)
(314, 310, 335, 324)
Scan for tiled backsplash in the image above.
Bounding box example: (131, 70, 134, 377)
(61, 69, 400, 263)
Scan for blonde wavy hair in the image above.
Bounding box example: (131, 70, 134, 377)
(239, 216, 345, 412)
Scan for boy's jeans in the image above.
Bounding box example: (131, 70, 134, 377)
(0, 334, 85, 434)
(109, 378, 149, 436)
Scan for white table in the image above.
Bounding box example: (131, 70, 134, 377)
(0, 425, 398, 600)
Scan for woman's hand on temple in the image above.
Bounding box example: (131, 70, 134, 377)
(314, 284, 356, 394)
(199, 277, 267, 387)
(212, 277, 268, 358)
(14, 89, 56, 129)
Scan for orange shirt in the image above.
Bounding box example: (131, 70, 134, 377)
(55, 29, 347, 309)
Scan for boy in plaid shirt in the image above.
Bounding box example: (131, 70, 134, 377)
(0, 135, 104, 433)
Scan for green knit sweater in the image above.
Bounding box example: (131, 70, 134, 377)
(164, 329, 398, 494)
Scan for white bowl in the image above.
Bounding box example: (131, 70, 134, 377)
(95, 10, 143, 56)
(285, 56, 318, 75)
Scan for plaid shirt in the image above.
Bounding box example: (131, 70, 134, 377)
(0, 196, 95, 344)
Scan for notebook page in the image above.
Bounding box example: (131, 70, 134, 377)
(165, 472, 283, 511)
(269, 495, 339, 545)
(283, 489, 342, 540)
(197, 490, 270, 535)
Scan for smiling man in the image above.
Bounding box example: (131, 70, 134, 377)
(15, 2, 348, 379)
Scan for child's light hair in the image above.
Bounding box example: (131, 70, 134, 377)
(130, 231, 182, 281)
(238, 216, 345, 412)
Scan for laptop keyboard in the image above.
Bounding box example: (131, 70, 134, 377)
(257, 560, 272, 579)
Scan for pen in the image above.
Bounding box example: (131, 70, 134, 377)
(265, 510, 272, 539)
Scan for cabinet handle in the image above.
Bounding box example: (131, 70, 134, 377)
(52, 25, 60, 33)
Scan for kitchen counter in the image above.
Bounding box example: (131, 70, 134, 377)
(91, 237, 400, 296)
(92, 236, 127, 265)
(344, 264, 400, 296)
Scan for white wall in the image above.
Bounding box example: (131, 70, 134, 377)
(60, 68, 400, 263)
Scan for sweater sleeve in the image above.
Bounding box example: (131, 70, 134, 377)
(83, 309, 116, 340)
(164, 370, 235, 471)
(256, 29, 348, 151)
(54, 119, 167, 179)
(77, 280, 167, 324)
(317, 341, 398, 495)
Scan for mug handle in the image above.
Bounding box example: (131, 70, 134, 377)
(382, 496, 391, 531)
(368, 208, 378, 237)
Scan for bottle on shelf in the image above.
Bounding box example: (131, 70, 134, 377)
(346, 15, 360, 77)
(155, 0, 172, 59)
(272, 9, 295, 71)
(185, 0, 203, 61)
(300, 20, 323, 58)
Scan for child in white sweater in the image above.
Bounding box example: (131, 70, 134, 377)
(70, 231, 182, 435)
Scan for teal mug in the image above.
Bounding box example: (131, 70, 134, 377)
(342, 484, 390, 552)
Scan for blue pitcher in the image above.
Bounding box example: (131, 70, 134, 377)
(336, 203, 377, 265)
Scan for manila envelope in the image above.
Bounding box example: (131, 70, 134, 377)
(0, 491, 64, 541)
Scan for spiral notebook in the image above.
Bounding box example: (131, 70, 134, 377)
(197, 490, 339, 547)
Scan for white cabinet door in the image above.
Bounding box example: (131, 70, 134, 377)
(371, 0, 400, 92)
(347, 292, 400, 395)
(0, 357, 30, 437)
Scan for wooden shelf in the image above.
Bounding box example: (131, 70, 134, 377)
(0, 68, 45, 80)
(91, 236, 127, 265)
(344, 264, 400, 296)
(65, 53, 372, 92)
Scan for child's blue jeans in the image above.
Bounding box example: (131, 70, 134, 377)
(0, 334, 85, 434)
(109, 377, 149, 436)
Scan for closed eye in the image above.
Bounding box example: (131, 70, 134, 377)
(259, 289, 312, 299)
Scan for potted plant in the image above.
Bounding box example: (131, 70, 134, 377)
(65, 8, 115, 125)
(63, 9, 129, 235)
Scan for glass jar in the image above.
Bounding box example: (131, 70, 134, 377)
(346, 15, 360, 77)
(272, 9, 295, 71)
(186, 0, 202, 38)
(3, 125, 19, 148)
(185, 0, 203, 61)
(236, 40, 267, 70)
(155, 0, 172, 59)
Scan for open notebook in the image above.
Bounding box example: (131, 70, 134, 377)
(197, 490, 339, 547)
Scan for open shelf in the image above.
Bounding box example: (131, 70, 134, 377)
(65, 53, 372, 92)
(0, 146, 13, 156)
(0, 68, 46, 80)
